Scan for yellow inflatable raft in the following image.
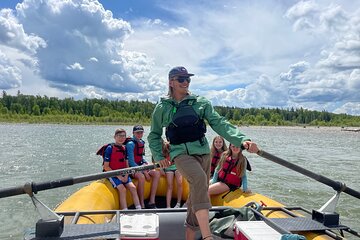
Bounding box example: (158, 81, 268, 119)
(55, 176, 338, 240)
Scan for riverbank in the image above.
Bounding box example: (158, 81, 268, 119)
(1, 120, 360, 129)
(1, 117, 359, 127)
(2, 93, 360, 127)
(0, 114, 151, 125)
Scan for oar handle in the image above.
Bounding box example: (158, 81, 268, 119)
(257, 150, 360, 200)
(0, 163, 160, 199)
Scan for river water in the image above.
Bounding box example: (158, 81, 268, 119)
(0, 124, 359, 239)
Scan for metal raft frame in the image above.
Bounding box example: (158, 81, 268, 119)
(24, 208, 122, 240)
(249, 205, 360, 239)
(20, 172, 360, 240)
(24, 197, 360, 240)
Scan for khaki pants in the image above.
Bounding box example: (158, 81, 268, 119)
(174, 154, 211, 230)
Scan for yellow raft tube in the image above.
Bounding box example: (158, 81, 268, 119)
(55, 176, 334, 240)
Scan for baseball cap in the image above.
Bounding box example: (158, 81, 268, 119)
(168, 66, 194, 79)
(133, 125, 144, 132)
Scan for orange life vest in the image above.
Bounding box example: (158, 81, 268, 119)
(96, 143, 127, 170)
(127, 137, 145, 165)
(218, 156, 242, 188)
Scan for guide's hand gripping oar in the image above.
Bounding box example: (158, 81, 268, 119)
(257, 150, 360, 200)
(0, 163, 160, 199)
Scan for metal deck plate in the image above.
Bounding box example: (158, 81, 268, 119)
(27, 223, 120, 239)
(270, 218, 348, 232)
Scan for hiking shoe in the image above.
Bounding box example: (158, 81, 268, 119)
(146, 203, 157, 209)
(174, 203, 181, 208)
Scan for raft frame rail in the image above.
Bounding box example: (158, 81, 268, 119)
(250, 206, 360, 240)
(57, 207, 232, 224)
(26, 208, 220, 240)
(25, 206, 360, 240)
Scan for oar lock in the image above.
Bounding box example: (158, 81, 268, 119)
(24, 182, 36, 196)
(337, 182, 347, 192)
(23, 181, 44, 196)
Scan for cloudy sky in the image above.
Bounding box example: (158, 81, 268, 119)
(0, 0, 360, 115)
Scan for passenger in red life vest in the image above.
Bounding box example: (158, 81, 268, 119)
(126, 125, 160, 209)
(103, 128, 142, 210)
(161, 139, 183, 209)
(208, 144, 252, 196)
(210, 136, 228, 178)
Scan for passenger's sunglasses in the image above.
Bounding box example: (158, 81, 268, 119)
(174, 76, 191, 83)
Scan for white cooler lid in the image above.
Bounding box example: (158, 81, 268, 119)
(120, 213, 159, 238)
(234, 221, 282, 240)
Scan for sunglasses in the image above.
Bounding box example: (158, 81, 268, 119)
(174, 76, 191, 83)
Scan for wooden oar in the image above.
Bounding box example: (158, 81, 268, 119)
(257, 150, 360, 200)
(0, 163, 160, 199)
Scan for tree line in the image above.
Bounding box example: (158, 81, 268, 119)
(0, 91, 359, 126)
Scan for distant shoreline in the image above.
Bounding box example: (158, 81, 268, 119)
(2, 94, 360, 127)
(0, 122, 358, 130)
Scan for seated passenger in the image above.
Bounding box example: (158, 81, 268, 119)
(210, 135, 228, 178)
(161, 140, 183, 208)
(100, 128, 141, 210)
(126, 125, 160, 209)
(209, 144, 252, 196)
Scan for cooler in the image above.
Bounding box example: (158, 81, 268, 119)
(120, 213, 159, 240)
(234, 221, 282, 240)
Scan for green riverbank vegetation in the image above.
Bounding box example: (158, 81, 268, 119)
(1, 91, 359, 127)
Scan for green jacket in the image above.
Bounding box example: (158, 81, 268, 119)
(148, 94, 251, 162)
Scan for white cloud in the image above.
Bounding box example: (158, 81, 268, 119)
(281, 0, 360, 114)
(205, 88, 248, 108)
(146, 18, 167, 27)
(279, 61, 310, 83)
(319, 4, 349, 32)
(0, 0, 360, 115)
(349, 69, 360, 89)
(88, 57, 98, 62)
(285, 0, 319, 20)
(203, 73, 288, 109)
(285, 0, 319, 32)
(334, 102, 360, 115)
(0, 49, 22, 89)
(0, 8, 46, 54)
(66, 62, 84, 70)
(163, 27, 190, 36)
(9, 0, 156, 93)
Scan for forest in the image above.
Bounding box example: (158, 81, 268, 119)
(0, 91, 359, 127)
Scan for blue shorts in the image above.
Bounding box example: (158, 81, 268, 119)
(109, 176, 131, 188)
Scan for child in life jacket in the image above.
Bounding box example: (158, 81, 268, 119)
(126, 125, 160, 209)
(208, 143, 251, 196)
(210, 136, 228, 178)
(161, 140, 183, 208)
(102, 128, 142, 210)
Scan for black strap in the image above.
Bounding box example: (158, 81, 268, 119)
(221, 190, 232, 199)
